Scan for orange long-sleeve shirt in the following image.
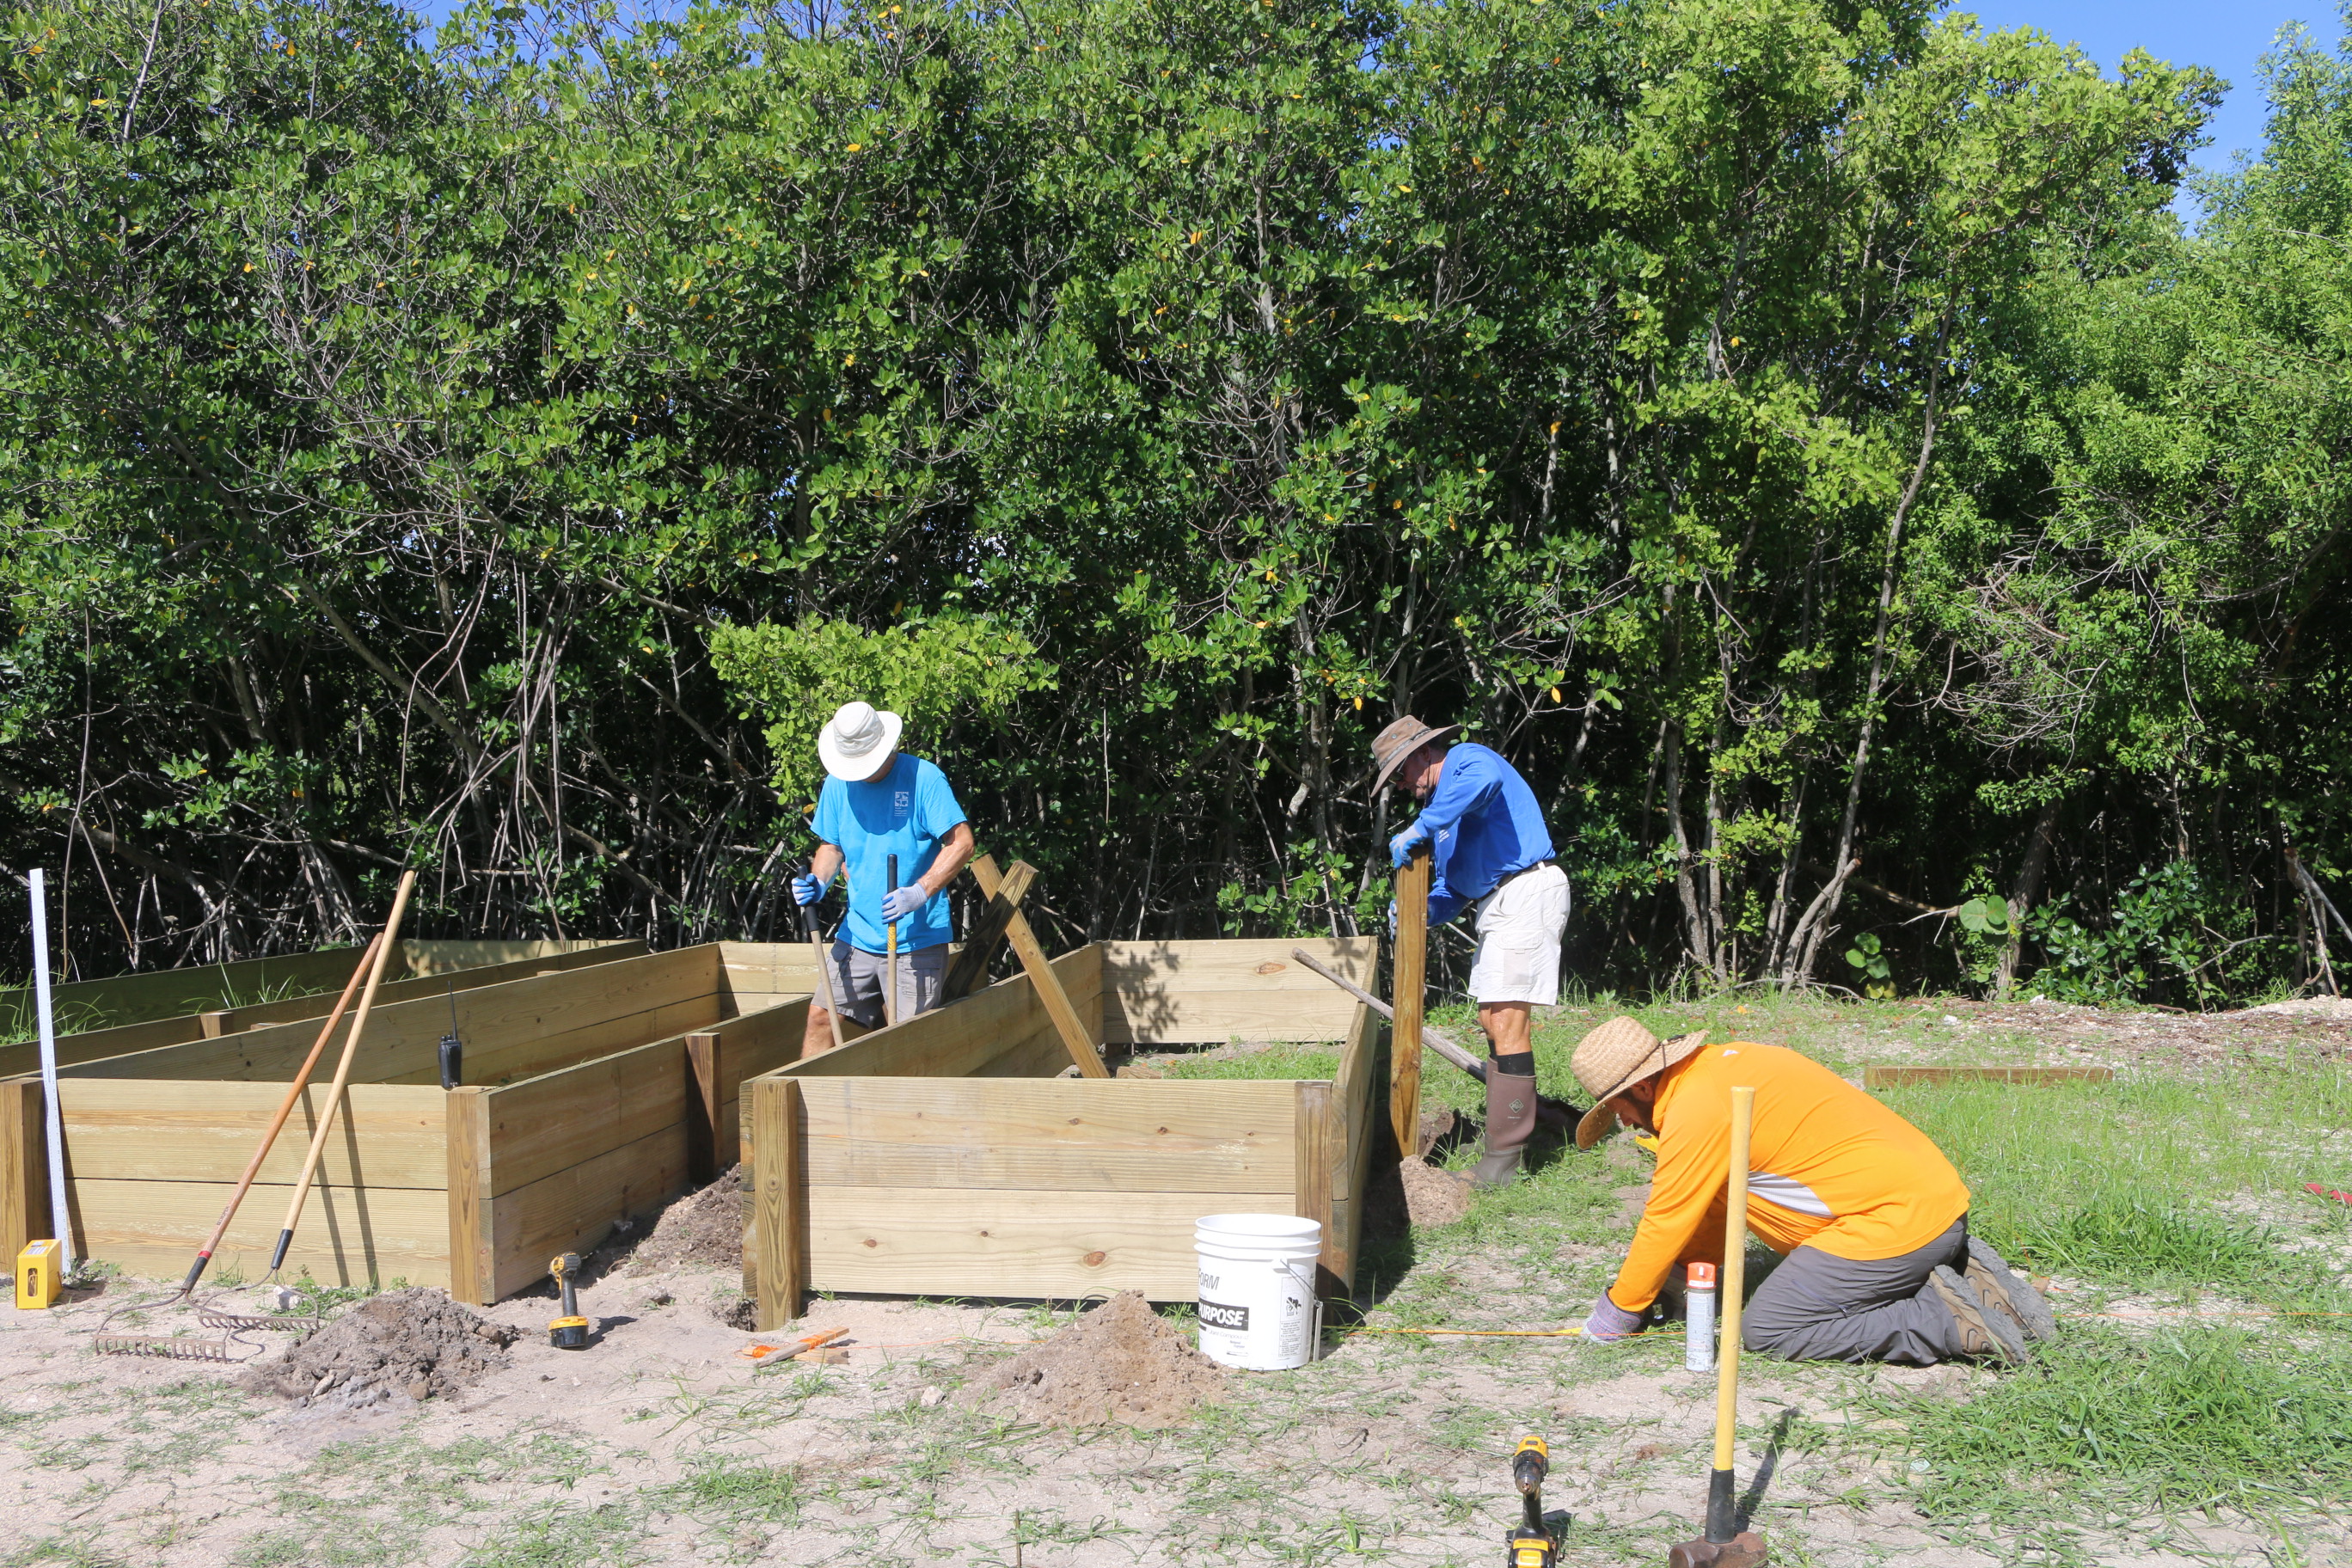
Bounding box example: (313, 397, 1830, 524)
(1606, 1042, 1970, 1313)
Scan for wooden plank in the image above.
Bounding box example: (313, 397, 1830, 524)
(712, 999, 811, 1161)
(806, 1187, 1290, 1302)
(976, 859, 1107, 1079)
(795, 1077, 1297, 1191)
(943, 856, 1036, 1000)
(475, 1040, 689, 1198)
(2, 1076, 50, 1266)
(1390, 851, 1431, 1158)
(59, 946, 720, 1086)
(68, 1177, 448, 1289)
(1099, 996, 1375, 1047)
(54, 1081, 446, 1186)
(401, 939, 637, 977)
(1100, 938, 1375, 1044)
(751, 1077, 805, 1331)
(487, 1123, 690, 1300)
(685, 1033, 720, 1185)
(778, 946, 1100, 1081)
(1865, 1064, 2115, 1088)
(1295, 1081, 1339, 1298)
(0, 948, 371, 1034)
(1328, 1002, 1383, 1295)
(445, 1087, 495, 1305)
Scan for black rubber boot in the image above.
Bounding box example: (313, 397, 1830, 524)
(1471, 1057, 1538, 1188)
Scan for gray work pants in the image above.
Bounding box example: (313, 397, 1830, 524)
(1742, 1216, 1970, 1365)
(824, 940, 947, 1031)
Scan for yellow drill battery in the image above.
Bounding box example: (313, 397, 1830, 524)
(15, 1240, 64, 1308)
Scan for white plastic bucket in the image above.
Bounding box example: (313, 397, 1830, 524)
(1193, 1213, 1323, 1370)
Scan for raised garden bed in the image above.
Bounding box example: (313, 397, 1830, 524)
(739, 937, 1385, 1329)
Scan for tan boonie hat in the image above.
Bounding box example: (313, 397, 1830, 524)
(1369, 714, 1461, 793)
(1571, 1017, 1710, 1150)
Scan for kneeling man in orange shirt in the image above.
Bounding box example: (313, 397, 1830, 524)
(1570, 1018, 2055, 1363)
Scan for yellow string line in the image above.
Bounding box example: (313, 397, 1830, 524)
(1342, 1308, 2352, 1338)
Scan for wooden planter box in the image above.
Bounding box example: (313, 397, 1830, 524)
(740, 938, 1386, 1330)
(2, 943, 824, 1297)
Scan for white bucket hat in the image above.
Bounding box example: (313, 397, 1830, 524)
(818, 701, 903, 782)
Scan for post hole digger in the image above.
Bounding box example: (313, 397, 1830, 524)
(93, 873, 417, 1363)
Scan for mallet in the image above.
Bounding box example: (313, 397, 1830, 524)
(1669, 1083, 1768, 1568)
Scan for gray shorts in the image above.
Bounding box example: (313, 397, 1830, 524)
(822, 940, 947, 1030)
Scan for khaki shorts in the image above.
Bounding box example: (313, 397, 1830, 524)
(1466, 863, 1570, 1005)
(823, 940, 947, 1030)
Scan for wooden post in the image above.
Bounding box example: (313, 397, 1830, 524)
(199, 1009, 235, 1038)
(751, 1076, 805, 1331)
(444, 1086, 496, 1305)
(943, 855, 1038, 1000)
(972, 858, 1108, 1079)
(1, 1075, 50, 1267)
(1294, 1081, 1341, 1299)
(684, 1032, 721, 1185)
(1389, 848, 1431, 1160)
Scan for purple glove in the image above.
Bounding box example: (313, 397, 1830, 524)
(1582, 1294, 1645, 1343)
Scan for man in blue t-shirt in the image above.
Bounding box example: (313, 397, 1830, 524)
(1370, 714, 1569, 1187)
(791, 701, 976, 1055)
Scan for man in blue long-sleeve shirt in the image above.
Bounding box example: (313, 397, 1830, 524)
(1370, 716, 1571, 1185)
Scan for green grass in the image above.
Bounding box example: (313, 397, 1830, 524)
(658, 1455, 803, 1526)
(1893, 1326, 2352, 1519)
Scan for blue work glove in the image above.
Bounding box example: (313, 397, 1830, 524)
(880, 884, 926, 923)
(791, 873, 824, 907)
(1389, 818, 1432, 868)
(1582, 1294, 1646, 1344)
(1385, 899, 1399, 938)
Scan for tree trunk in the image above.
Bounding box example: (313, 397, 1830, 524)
(1994, 799, 2059, 998)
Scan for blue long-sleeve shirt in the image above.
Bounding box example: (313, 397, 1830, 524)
(1411, 744, 1556, 925)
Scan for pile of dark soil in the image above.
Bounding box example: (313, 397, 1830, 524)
(973, 1291, 1226, 1428)
(629, 1164, 746, 1272)
(242, 1288, 517, 1406)
(1398, 1156, 1473, 1226)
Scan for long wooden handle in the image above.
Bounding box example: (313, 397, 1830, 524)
(271, 871, 416, 1269)
(1713, 1085, 1756, 1472)
(177, 931, 383, 1295)
(1388, 848, 1432, 1159)
(1290, 947, 1484, 1076)
(884, 853, 899, 1027)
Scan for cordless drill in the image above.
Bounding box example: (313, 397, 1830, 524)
(1506, 1435, 1562, 1568)
(548, 1253, 589, 1349)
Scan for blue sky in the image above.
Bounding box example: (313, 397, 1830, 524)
(410, 0, 2328, 178)
(1956, 0, 2328, 178)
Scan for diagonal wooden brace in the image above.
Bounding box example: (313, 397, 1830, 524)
(970, 856, 1108, 1080)
(943, 854, 1038, 1001)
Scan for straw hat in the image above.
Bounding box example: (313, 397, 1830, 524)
(1369, 714, 1461, 793)
(818, 700, 903, 782)
(1571, 1017, 1709, 1150)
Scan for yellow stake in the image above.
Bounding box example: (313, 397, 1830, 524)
(1713, 1085, 1756, 1475)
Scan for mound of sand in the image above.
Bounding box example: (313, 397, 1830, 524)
(629, 1164, 746, 1273)
(242, 1288, 517, 1407)
(973, 1291, 1226, 1428)
(1398, 1156, 1473, 1226)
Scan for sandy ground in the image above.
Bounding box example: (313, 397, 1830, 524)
(3, 995, 2349, 1567)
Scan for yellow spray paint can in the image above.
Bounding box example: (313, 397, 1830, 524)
(15, 1240, 64, 1308)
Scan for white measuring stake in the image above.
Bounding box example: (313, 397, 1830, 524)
(29, 869, 73, 1277)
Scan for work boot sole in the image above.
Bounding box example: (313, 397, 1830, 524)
(1928, 1265, 2030, 1364)
(1964, 1237, 2059, 1341)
